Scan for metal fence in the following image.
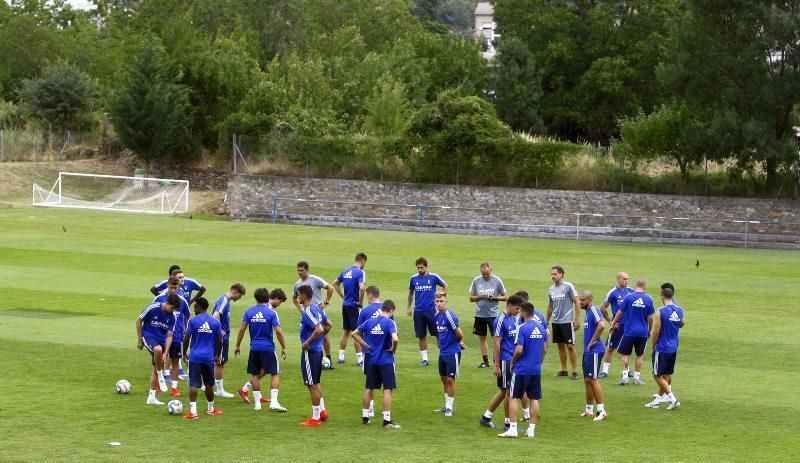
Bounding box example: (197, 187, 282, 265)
(235, 197, 800, 250)
(0, 130, 101, 161)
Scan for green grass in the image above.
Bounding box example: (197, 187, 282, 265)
(0, 207, 797, 462)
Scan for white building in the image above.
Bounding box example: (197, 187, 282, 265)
(475, 2, 499, 59)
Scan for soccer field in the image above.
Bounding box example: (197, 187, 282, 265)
(0, 207, 797, 462)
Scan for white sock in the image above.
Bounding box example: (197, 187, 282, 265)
(338, 349, 346, 361)
(162, 369, 169, 377)
(319, 397, 326, 410)
(523, 407, 531, 419)
(445, 395, 454, 410)
(667, 392, 676, 402)
(208, 401, 214, 412)
(148, 389, 156, 398)
(585, 404, 594, 414)
(368, 399, 374, 411)
(602, 362, 610, 374)
(504, 417, 510, 424)
(171, 379, 179, 389)
(483, 410, 493, 419)
(242, 381, 251, 392)
(253, 390, 262, 403)
(215, 379, 223, 392)
(190, 401, 197, 414)
(271, 388, 279, 403)
(363, 408, 370, 418)
(443, 393, 448, 406)
(421, 350, 429, 361)
(509, 422, 518, 432)
(312, 405, 321, 420)
(634, 371, 641, 380)
(382, 411, 391, 422)
(597, 403, 605, 413)
(178, 359, 184, 371)
(659, 394, 668, 402)
(528, 423, 536, 433)
(356, 352, 364, 363)
(621, 369, 629, 379)
(157, 371, 165, 382)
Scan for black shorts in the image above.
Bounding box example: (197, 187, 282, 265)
(216, 338, 229, 364)
(188, 361, 215, 388)
(413, 311, 437, 338)
(473, 316, 496, 337)
(248, 350, 279, 376)
(552, 322, 574, 345)
(168, 341, 182, 360)
(652, 351, 677, 376)
(617, 335, 647, 356)
(496, 360, 512, 389)
(342, 305, 359, 331)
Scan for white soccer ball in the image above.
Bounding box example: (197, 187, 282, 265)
(115, 379, 131, 394)
(167, 400, 183, 415)
(321, 356, 331, 369)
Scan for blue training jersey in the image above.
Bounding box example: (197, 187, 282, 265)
(493, 312, 520, 362)
(300, 304, 328, 353)
(186, 313, 222, 363)
(533, 309, 547, 328)
(153, 277, 203, 304)
(619, 291, 655, 337)
(583, 306, 606, 354)
(435, 308, 462, 356)
(655, 303, 684, 353)
(409, 272, 446, 313)
(357, 316, 397, 366)
(337, 265, 366, 308)
(242, 303, 281, 352)
(604, 286, 634, 319)
(139, 302, 176, 345)
(357, 302, 383, 327)
(513, 318, 547, 375)
(213, 294, 232, 339)
(152, 290, 190, 341)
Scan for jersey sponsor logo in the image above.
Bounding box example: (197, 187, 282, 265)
(415, 284, 433, 291)
(668, 311, 681, 322)
(530, 326, 543, 339)
(436, 323, 449, 333)
(631, 298, 645, 308)
(369, 325, 385, 335)
(251, 311, 267, 323)
(198, 321, 213, 333)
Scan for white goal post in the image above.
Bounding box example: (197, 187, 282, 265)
(32, 172, 189, 214)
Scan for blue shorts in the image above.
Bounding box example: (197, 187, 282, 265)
(617, 335, 647, 356)
(496, 360, 512, 389)
(301, 350, 323, 386)
(652, 351, 677, 376)
(361, 353, 371, 375)
(248, 350, 279, 376)
(216, 338, 229, 364)
(365, 363, 397, 390)
(413, 311, 437, 338)
(342, 305, 359, 331)
(142, 336, 165, 365)
(583, 352, 602, 379)
(606, 324, 624, 349)
(168, 340, 182, 360)
(510, 373, 542, 400)
(438, 352, 461, 378)
(188, 361, 215, 388)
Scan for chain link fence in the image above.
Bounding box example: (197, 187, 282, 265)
(0, 130, 102, 162)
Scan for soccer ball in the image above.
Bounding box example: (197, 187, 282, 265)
(321, 356, 331, 369)
(115, 379, 131, 394)
(167, 400, 183, 415)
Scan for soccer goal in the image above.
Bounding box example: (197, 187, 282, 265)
(32, 172, 189, 214)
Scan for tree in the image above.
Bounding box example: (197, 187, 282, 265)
(493, 37, 544, 134)
(109, 39, 195, 164)
(18, 61, 96, 130)
(364, 75, 410, 136)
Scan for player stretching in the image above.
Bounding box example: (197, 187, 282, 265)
(546, 265, 580, 379)
(479, 294, 523, 429)
(297, 285, 333, 426)
(136, 293, 179, 405)
(645, 286, 685, 410)
(152, 275, 191, 396)
(579, 291, 608, 421)
(182, 298, 224, 419)
(234, 288, 289, 412)
(433, 292, 464, 417)
(498, 302, 548, 438)
(351, 300, 401, 429)
(292, 261, 335, 368)
(599, 272, 634, 379)
(611, 279, 655, 385)
(334, 253, 367, 365)
(469, 262, 507, 368)
(212, 283, 246, 397)
(407, 257, 448, 367)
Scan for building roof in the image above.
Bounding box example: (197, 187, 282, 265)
(475, 2, 494, 15)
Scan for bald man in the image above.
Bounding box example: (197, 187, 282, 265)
(610, 279, 655, 385)
(578, 291, 607, 421)
(599, 272, 634, 378)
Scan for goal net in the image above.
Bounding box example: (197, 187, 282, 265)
(32, 172, 189, 214)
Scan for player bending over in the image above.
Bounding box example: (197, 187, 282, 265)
(136, 293, 179, 405)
